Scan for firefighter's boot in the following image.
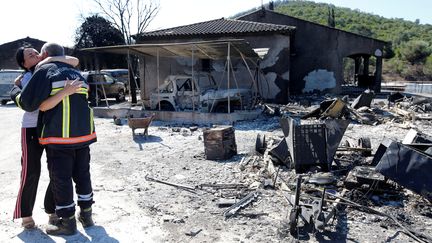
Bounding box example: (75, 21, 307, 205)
(48, 213, 60, 226)
(46, 216, 77, 236)
(78, 207, 94, 228)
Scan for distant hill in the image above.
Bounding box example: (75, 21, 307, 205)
(276, 1, 431, 45)
(234, 0, 432, 81)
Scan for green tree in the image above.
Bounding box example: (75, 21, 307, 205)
(393, 31, 415, 45)
(386, 58, 408, 75)
(234, 0, 432, 81)
(75, 15, 125, 48)
(424, 55, 432, 78)
(74, 15, 126, 69)
(382, 42, 395, 59)
(399, 40, 431, 64)
(347, 24, 375, 37)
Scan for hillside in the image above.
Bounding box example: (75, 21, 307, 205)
(273, 0, 432, 44)
(235, 0, 432, 81)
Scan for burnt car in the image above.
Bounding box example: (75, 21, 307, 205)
(149, 73, 255, 112)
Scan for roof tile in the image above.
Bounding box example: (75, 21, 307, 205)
(137, 18, 294, 40)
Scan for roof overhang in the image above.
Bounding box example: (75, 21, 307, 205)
(80, 39, 260, 60)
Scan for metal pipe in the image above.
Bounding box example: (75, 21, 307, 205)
(192, 45, 195, 111)
(157, 48, 160, 110)
(227, 42, 231, 114)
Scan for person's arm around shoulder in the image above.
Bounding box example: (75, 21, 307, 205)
(13, 74, 24, 88)
(36, 55, 79, 69)
(12, 68, 51, 111)
(39, 78, 83, 111)
(10, 72, 31, 108)
(10, 84, 22, 107)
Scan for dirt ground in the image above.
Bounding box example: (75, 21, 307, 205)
(0, 99, 431, 243)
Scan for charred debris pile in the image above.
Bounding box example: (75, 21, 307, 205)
(126, 90, 431, 241)
(252, 90, 432, 241)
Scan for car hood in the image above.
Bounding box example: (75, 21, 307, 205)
(201, 88, 251, 99)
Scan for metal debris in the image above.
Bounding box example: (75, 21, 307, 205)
(145, 175, 196, 193)
(375, 140, 432, 202)
(287, 176, 345, 235)
(344, 166, 386, 189)
(351, 89, 375, 109)
(281, 116, 349, 173)
(185, 228, 202, 237)
(223, 191, 259, 218)
(268, 138, 291, 166)
(255, 133, 267, 154)
(216, 198, 238, 208)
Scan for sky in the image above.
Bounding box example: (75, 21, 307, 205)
(0, 0, 430, 48)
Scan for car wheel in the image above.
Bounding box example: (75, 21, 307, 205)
(90, 91, 102, 105)
(1, 100, 7, 105)
(157, 102, 175, 111)
(116, 90, 126, 102)
(213, 103, 228, 113)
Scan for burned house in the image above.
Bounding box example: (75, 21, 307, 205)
(131, 8, 387, 104)
(238, 8, 387, 95)
(132, 18, 295, 104)
(81, 7, 387, 107)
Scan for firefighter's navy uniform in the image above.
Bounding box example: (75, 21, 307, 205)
(11, 61, 97, 218)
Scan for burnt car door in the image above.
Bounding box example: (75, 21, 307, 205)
(176, 77, 199, 110)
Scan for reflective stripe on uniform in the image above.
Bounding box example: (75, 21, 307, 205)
(15, 94, 22, 109)
(77, 87, 89, 99)
(50, 87, 88, 96)
(62, 96, 70, 138)
(55, 202, 75, 211)
(77, 87, 89, 94)
(41, 124, 45, 138)
(50, 88, 61, 95)
(39, 132, 96, 145)
(90, 108, 94, 133)
(52, 80, 89, 89)
(77, 192, 93, 201)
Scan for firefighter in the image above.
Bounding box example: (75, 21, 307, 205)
(11, 43, 97, 235)
(12, 45, 80, 230)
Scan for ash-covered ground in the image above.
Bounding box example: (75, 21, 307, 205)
(0, 97, 431, 242)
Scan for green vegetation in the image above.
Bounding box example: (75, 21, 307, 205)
(75, 15, 124, 48)
(74, 15, 126, 68)
(275, 0, 432, 80)
(238, 0, 432, 80)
